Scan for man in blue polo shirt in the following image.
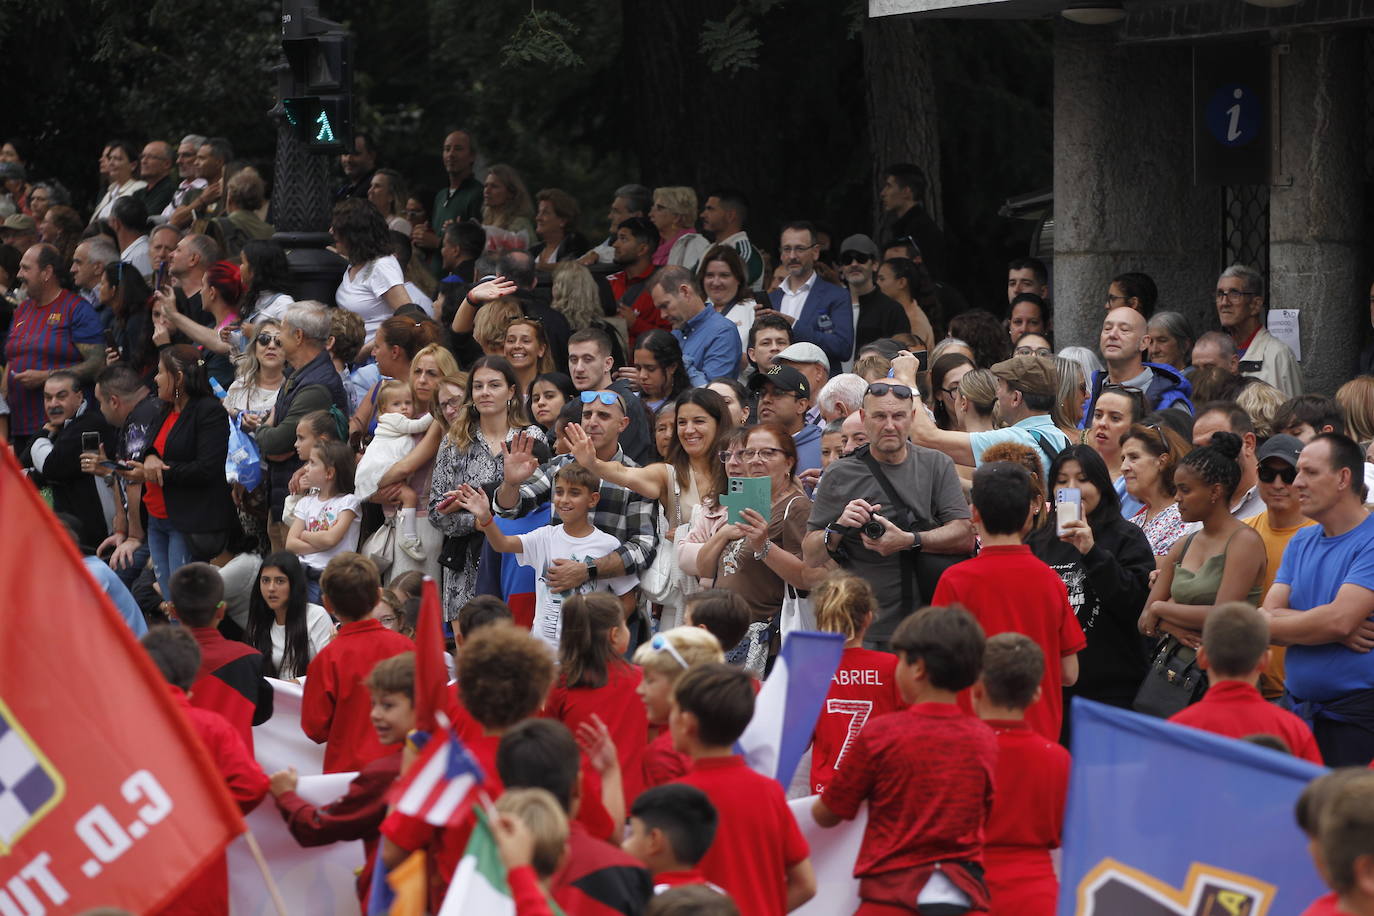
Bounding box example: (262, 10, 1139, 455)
(903, 353, 1069, 477)
(1265, 432, 1374, 766)
(651, 265, 743, 386)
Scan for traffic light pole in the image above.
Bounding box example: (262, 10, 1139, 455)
(270, 0, 348, 304)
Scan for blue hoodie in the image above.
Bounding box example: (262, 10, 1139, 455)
(1081, 361, 1194, 428)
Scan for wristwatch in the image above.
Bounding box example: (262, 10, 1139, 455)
(582, 557, 598, 584)
(910, 531, 923, 552)
(823, 527, 844, 554)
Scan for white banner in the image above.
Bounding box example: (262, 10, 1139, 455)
(228, 678, 366, 916)
(788, 796, 864, 915)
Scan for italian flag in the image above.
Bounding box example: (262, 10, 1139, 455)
(437, 810, 564, 916)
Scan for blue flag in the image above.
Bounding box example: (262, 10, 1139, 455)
(365, 840, 393, 915)
(737, 630, 845, 787)
(1059, 698, 1328, 916)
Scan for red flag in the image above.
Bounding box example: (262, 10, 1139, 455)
(0, 444, 244, 912)
(413, 577, 449, 733)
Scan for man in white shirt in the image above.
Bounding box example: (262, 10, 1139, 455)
(108, 196, 153, 281)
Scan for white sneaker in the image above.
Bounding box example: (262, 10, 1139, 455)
(400, 534, 425, 561)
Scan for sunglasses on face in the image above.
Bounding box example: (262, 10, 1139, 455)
(1258, 465, 1298, 484)
(840, 252, 872, 266)
(256, 333, 282, 347)
(867, 382, 914, 400)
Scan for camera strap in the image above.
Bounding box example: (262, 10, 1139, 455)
(858, 450, 932, 611)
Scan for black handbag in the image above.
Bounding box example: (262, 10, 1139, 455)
(857, 449, 970, 607)
(438, 531, 480, 572)
(1133, 635, 1209, 718)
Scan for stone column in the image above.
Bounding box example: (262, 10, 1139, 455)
(1052, 21, 1221, 352)
(1268, 32, 1365, 394)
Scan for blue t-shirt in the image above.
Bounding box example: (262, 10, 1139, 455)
(968, 414, 1069, 479)
(1277, 513, 1374, 701)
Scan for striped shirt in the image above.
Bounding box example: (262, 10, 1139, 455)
(4, 290, 103, 436)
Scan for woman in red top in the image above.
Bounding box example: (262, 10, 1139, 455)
(543, 593, 648, 810)
(119, 344, 233, 600)
(809, 573, 907, 794)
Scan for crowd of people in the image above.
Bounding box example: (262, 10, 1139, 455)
(7, 129, 1374, 916)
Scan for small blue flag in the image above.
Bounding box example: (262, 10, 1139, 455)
(737, 631, 845, 787)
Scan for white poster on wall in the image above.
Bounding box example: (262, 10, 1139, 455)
(1268, 309, 1301, 361)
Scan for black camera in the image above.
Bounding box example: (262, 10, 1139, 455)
(862, 507, 916, 541)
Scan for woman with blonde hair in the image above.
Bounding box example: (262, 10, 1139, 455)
(429, 356, 547, 617)
(1053, 356, 1088, 443)
(552, 260, 629, 367)
(480, 163, 534, 250)
(955, 367, 1001, 433)
(1337, 376, 1374, 443)
(1235, 380, 1288, 440)
(472, 296, 523, 356)
(650, 186, 709, 271)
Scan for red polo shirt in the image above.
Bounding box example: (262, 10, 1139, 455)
(983, 719, 1070, 916)
(300, 618, 415, 773)
(1169, 679, 1322, 763)
(822, 703, 997, 877)
(932, 544, 1087, 742)
(675, 755, 809, 916)
(544, 662, 649, 808)
(626, 729, 691, 805)
(609, 265, 669, 340)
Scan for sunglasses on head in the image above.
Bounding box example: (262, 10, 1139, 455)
(867, 382, 914, 400)
(839, 251, 872, 266)
(580, 390, 623, 410)
(650, 633, 689, 669)
(1258, 464, 1298, 484)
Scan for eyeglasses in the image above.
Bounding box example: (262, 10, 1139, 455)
(440, 397, 464, 411)
(580, 390, 624, 410)
(650, 633, 689, 669)
(1104, 293, 1128, 305)
(867, 382, 914, 400)
(1014, 346, 1052, 358)
(779, 245, 817, 256)
(1215, 289, 1257, 303)
(940, 384, 961, 397)
(376, 614, 399, 627)
(839, 252, 872, 266)
(735, 447, 785, 461)
(256, 333, 282, 347)
(1258, 464, 1298, 484)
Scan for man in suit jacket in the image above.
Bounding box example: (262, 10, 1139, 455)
(764, 221, 854, 375)
(22, 369, 116, 551)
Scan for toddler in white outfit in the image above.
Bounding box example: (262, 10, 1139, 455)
(354, 379, 432, 559)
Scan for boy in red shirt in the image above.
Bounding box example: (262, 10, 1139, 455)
(814, 605, 997, 916)
(381, 624, 618, 912)
(1297, 770, 1373, 916)
(1170, 601, 1322, 764)
(627, 626, 725, 803)
(1311, 772, 1374, 916)
(671, 664, 815, 916)
(499, 718, 654, 916)
(622, 783, 723, 895)
(142, 626, 269, 916)
(932, 461, 1084, 742)
(973, 633, 1071, 916)
(809, 573, 907, 794)
(168, 562, 273, 753)
(270, 652, 415, 903)
(301, 553, 414, 773)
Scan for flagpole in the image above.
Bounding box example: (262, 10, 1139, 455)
(242, 827, 290, 916)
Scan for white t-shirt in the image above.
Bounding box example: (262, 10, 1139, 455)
(270, 603, 336, 679)
(516, 524, 637, 651)
(335, 255, 404, 344)
(403, 281, 435, 318)
(293, 492, 362, 570)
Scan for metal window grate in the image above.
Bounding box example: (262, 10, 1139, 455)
(1221, 184, 1270, 282)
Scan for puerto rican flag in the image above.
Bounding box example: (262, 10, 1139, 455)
(388, 728, 486, 828)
